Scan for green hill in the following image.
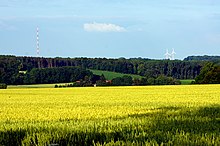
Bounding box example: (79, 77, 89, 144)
(90, 69, 143, 80)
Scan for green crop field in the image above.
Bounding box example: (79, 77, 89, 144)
(0, 85, 219, 145)
(90, 69, 143, 80)
(8, 83, 66, 89)
(180, 79, 194, 85)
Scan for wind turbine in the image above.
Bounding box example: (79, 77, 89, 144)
(171, 48, 176, 60)
(164, 49, 171, 60)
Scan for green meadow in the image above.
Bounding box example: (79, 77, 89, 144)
(90, 69, 143, 80)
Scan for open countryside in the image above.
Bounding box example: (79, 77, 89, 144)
(1, 0, 220, 145)
(0, 85, 219, 145)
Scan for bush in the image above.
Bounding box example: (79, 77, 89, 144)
(0, 83, 7, 89)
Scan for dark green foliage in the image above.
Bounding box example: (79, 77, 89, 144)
(184, 55, 220, 61)
(147, 77, 155, 85)
(0, 55, 21, 85)
(137, 60, 203, 79)
(90, 74, 101, 84)
(0, 55, 211, 85)
(96, 74, 110, 86)
(112, 76, 133, 86)
(0, 129, 26, 146)
(155, 75, 181, 85)
(0, 55, 206, 85)
(147, 75, 180, 85)
(195, 62, 220, 84)
(132, 77, 148, 86)
(24, 66, 93, 84)
(0, 83, 7, 89)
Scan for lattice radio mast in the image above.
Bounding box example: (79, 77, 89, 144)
(36, 27, 40, 57)
(36, 27, 41, 68)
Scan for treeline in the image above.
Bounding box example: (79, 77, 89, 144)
(0, 55, 21, 85)
(0, 55, 206, 84)
(17, 56, 203, 79)
(111, 75, 180, 86)
(184, 55, 220, 61)
(24, 67, 93, 84)
(195, 62, 220, 84)
(0, 83, 7, 89)
(6, 65, 179, 87)
(55, 74, 180, 88)
(4, 55, 220, 85)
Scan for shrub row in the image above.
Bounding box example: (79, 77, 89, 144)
(0, 83, 7, 89)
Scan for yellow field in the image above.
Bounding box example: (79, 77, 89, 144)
(0, 85, 219, 145)
(0, 85, 219, 122)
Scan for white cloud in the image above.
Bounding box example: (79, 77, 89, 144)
(83, 22, 126, 32)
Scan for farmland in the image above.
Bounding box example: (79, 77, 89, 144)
(0, 85, 220, 145)
(90, 69, 143, 80)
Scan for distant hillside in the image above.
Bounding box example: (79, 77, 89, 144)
(90, 69, 143, 80)
(184, 55, 220, 61)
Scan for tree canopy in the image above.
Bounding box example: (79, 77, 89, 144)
(195, 62, 220, 84)
(0, 55, 211, 85)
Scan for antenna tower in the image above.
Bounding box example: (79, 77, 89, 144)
(36, 27, 40, 57)
(36, 27, 41, 68)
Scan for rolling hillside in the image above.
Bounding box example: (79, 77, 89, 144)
(90, 69, 143, 80)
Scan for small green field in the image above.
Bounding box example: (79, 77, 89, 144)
(180, 79, 194, 85)
(90, 69, 143, 80)
(8, 83, 66, 89)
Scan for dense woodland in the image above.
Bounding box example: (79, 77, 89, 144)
(0, 55, 219, 85)
(17, 56, 204, 79)
(184, 55, 220, 61)
(195, 62, 220, 84)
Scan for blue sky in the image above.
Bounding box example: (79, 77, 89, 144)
(0, 0, 220, 59)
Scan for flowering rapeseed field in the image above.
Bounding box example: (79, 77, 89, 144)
(0, 85, 219, 145)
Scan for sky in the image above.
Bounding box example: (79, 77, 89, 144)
(0, 0, 220, 59)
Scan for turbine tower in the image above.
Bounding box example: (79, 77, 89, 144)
(164, 49, 171, 60)
(171, 48, 176, 60)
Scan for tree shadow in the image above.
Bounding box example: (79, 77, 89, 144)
(145, 105, 220, 144)
(46, 106, 220, 145)
(0, 129, 26, 146)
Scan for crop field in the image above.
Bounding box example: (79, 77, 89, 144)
(0, 85, 220, 145)
(8, 83, 65, 89)
(180, 80, 194, 85)
(90, 69, 143, 80)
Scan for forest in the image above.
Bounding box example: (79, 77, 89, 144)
(0, 55, 219, 85)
